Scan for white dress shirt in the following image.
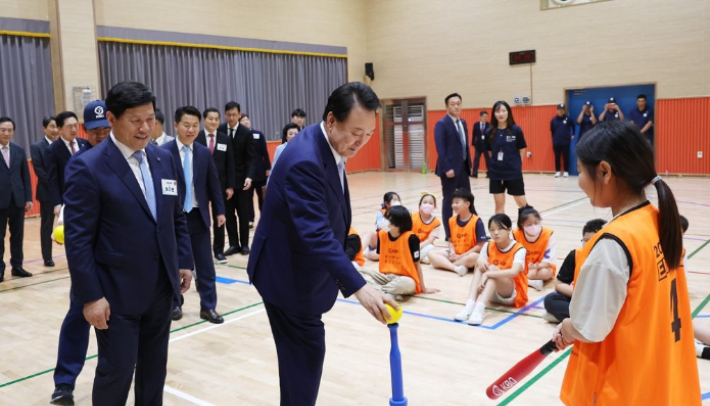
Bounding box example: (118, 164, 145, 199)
(320, 122, 345, 193)
(110, 133, 149, 198)
(45, 136, 53, 145)
(155, 133, 174, 146)
(175, 138, 199, 209)
(226, 123, 239, 138)
(61, 137, 78, 155)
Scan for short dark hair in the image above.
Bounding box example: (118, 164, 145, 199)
(55, 111, 78, 128)
(445, 93, 462, 105)
(386, 205, 413, 233)
(203, 107, 220, 119)
(224, 101, 241, 113)
(419, 193, 437, 208)
(174, 106, 202, 123)
(239, 114, 249, 122)
(637, 94, 647, 101)
(582, 219, 606, 235)
(489, 214, 512, 230)
(382, 192, 401, 207)
(452, 188, 476, 214)
(479, 111, 488, 117)
(517, 206, 541, 230)
(680, 215, 689, 234)
(0, 116, 15, 129)
(322, 82, 380, 122)
(291, 108, 306, 118)
(105, 81, 156, 119)
(281, 123, 300, 144)
(154, 108, 165, 125)
(42, 116, 55, 128)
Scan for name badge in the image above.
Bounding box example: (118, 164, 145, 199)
(253, 133, 260, 140)
(563, 119, 568, 124)
(497, 151, 504, 161)
(216, 143, 227, 151)
(643, 112, 648, 118)
(161, 179, 178, 196)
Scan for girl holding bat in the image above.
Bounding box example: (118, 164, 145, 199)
(552, 121, 700, 405)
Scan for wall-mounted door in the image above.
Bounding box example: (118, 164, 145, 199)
(381, 98, 428, 171)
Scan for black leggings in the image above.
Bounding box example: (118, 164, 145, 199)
(543, 292, 570, 321)
(553, 145, 570, 172)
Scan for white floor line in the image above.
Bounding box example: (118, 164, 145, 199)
(542, 199, 590, 218)
(169, 308, 265, 344)
(164, 385, 219, 406)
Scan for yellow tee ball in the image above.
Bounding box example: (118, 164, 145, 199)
(53, 225, 65, 244)
(384, 303, 403, 324)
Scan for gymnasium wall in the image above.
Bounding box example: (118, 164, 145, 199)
(0, 0, 46, 20)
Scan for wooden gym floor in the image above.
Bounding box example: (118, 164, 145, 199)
(1, 172, 709, 405)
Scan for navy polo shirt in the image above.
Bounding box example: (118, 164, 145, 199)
(602, 109, 621, 122)
(551, 115, 575, 147)
(485, 125, 527, 181)
(578, 114, 594, 140)
(629, 108, 654, 136)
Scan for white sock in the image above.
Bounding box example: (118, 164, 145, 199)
(473, 301, 485, 314)
(464, 299, 475, 313)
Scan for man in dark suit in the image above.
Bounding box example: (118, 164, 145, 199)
(30, 116, 59, 267)
(239, 114, 270, 227)
(0, 117, 33, 282)
(471, 110, 491, 179)
(434, 92, 472, 240)
(247, 83, 397, 406)
(164, 106, 225, 323)
(44, 111, 87, 219)
(196, 107, 235, 264)
(218, 101, 255, 256)
(63, 82, 193, 406)
(49, 100, 111, 406)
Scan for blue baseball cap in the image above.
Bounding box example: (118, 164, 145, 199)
(83, 100, 109, 130)
(584, 101, 592, 106)
(557, 103, 566, 109)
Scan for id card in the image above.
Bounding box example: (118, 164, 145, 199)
(161, 179, 178, 196)
(216, 143, 227, 151)
(253, 133, 260, 139)
(497, 151, 504, 161)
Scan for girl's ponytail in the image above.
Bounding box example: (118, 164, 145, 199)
(653, 176, 682, 269)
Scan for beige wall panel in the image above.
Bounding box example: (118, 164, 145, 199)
(94, 0, 368, 81)
(366, 0, 710, 106)
(0, 0, 48, 20)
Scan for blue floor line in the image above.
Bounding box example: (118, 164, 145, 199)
(702, 391, 710, 401)
(486, 296, 547, 330)
(215, 276, 250, 285)
(695, 314, 710, 318)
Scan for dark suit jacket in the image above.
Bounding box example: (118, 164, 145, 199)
(63, 138, 193, 315)
(162, 140, 225, 230)
(218, 123, 256, 182)
(45, 137, 87, 206)
(30, 138, 52, 202)
(247, 124, 365, 316)
(471, 121, 491, 149)
(434, 115, 472, 177)
(195, 130, 236, 193)
(0, 142, 32, 209)
(251, 129, 271, 182)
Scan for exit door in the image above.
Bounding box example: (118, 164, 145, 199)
(382, 98, 428, 171)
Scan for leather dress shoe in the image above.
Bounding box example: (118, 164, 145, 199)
(200, 308, 224, 324)
(11, 267, 33, 277)
(224, 246, 240, 256)
(50, 384, 74, 405)
(241, 246, 250, 255)
(172, 306, 183, 321)
(0, 269, 4, 282)
(215, 253, 227, 264)
(45, 259, 55, 267)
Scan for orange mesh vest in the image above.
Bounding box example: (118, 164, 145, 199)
(348, 227, 365, 267)
(513, 227, 557, 276)
(448, 214, 481, 255)
(487, 241, 528, 308)
(378, 230, 421, 294)
(412, 212, 441, 242)
(561, 203, 700, 406)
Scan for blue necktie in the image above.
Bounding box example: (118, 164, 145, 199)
(182, 145, 193, 213)
(132, 151, 157, 220)
(456, 120, 466, 159)
(337, 159, 345, 194)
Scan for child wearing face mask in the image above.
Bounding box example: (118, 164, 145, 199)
(412, 192, 442, 265)
(513, 207, 557, 291)
(453, 214, 528, 325)
(358, 206, 439, 296)
(427, 188, 487, 276)
(364, 191, 402, 261)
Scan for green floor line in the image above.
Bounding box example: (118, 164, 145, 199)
(222, 264, 248, 270)
(414, 295, 544, 319)
(689, 238, 710, 260)
(0, 301, 263, 389)
(0, 275, 71, 294)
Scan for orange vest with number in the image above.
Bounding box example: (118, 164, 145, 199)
(561, 203, 700, 406)
(348, 227, 365, 267)
(486, 241, 527, 308)
(412, 212, 441, 242)
(513, 227, 557, 276)
(448, 214, 481, 255)
(378, 230, 421, 294)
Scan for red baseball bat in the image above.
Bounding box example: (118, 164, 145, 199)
(485, 340, 558, 399)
